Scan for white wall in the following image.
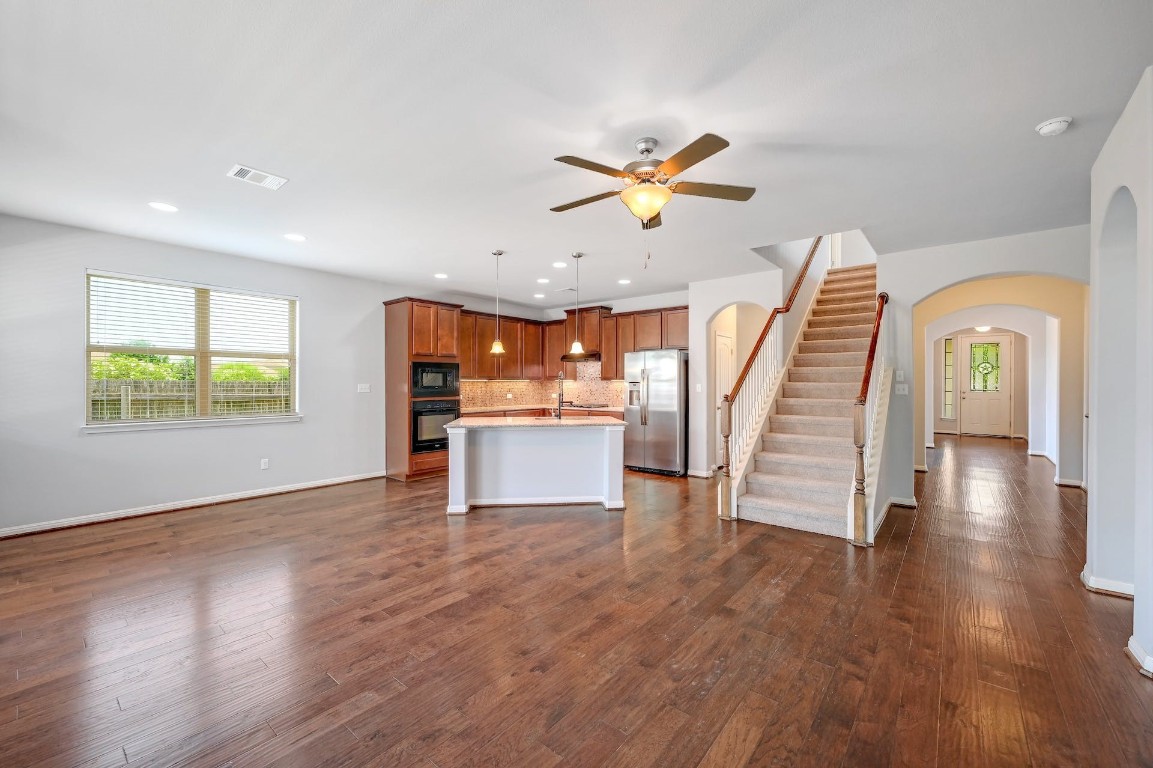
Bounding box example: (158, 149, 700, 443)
(687, 270, 783, 476)
(877, 224, 1090, 500)
(0, 214, 406, 533)
(839, 229, 879, 268)
(1088, 66, 1152, 670)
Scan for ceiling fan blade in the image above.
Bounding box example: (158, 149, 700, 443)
(657, 134, 730, 177)
(671, 181, 756, 201)
(641, 212, 662, 230)
(550, 190, 619, 212)
(554, 156, 630, 178)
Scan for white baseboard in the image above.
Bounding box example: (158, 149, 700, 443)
(1055, 477, 1084, 488)
(1080, 569, 1135, 597)
(914, 465, 929, 473)
(1027, 449, 1046, 456)
(888, 497, 917, 508)
(1127, 636, 1153, 678)
(0, 471, 390, 540)
(688, 469, 715, 479)
(1012, 434, 1028, 441)
(446, 504, 470, 515)
(925, 442, 935, 450)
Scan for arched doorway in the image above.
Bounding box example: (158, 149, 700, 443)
(705, 302, 770, 470)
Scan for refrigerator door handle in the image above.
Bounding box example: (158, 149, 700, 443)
(641, 369, 648, 426)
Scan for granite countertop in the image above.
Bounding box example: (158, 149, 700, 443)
(461, 403, 623, 414)
(446, 415, 625, 429)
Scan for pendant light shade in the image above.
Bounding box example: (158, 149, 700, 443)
(490, 249, 505, 355)
(561, 251, 597, 361)
(619, 181, 672, 222)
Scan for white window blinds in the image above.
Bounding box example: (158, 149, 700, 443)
(87, 273, 297, 423)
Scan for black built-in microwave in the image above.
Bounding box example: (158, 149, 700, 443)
(411, 361, 459, 398)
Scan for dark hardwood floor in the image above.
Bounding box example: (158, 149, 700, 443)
(1, 436, 1151, 766)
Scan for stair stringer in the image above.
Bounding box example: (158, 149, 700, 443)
(730, 272, 828, 517)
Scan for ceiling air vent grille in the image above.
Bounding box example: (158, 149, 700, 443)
(226, 164, 288, 190)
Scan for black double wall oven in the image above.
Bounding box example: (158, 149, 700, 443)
(411, 362, 460, 454)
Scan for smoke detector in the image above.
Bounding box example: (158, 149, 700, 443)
(226, 164, 289, 190)
(1034, 117, 1072, 137)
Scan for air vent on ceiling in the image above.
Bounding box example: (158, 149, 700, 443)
(226, 164, 288, 190)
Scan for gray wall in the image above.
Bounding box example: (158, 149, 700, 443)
(0, 214, 407, 532)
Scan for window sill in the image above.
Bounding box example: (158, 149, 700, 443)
(81, 414, 303, 434)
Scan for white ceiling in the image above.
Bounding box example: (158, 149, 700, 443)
(1, 1, 1150, 309)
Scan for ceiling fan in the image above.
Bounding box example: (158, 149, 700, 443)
(550, 134, 755, 229)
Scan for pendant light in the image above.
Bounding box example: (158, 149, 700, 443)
(561, 252, 596, 361)
(490, 249, 505, 355)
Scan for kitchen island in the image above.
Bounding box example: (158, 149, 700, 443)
(443, 416, 625, 515)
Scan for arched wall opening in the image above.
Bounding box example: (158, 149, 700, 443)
(1085, 186, 1140, 596)
(923, 305, 1056, 464)
(705, 301, 771, 469)
(911, 275, 1087, 484)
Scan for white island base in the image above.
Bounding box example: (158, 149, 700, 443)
(444, 416, 626, 515)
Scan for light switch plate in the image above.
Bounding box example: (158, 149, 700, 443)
(357, 383, 370, 393)
(895, 370, 905, 382)
(895, 383, 909, 396)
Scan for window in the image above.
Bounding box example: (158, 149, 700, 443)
(970, 342, 1001, 392)
(87, 273, 297, 424)
(942, 337, 954, 419)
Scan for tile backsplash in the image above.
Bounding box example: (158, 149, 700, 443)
(460, 360, 625, 409)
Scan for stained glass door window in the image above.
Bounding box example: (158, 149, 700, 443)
(970, 342, 1001, 391)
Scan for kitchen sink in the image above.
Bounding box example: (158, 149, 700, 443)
(533, 416, 592, 421)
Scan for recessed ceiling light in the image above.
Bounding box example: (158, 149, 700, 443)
(618, 279, 631, 285)
(283, 233, 306, 242)
(1035, 117, 1072, 137)
(434, 273, 448, 279)
(974, 326, 991, 332)
(552, 262, 567, 269)
(533, 293, 545, 299)
(537, 278, 550, 284)
(148, 201, 178, 212)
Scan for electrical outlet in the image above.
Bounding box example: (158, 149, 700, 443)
(895, 370, 905, 382)
(357, 383, 370, 393)
(696, 383, 702, 393)
(260, 458, 269, 470)
(505, 393, 513, 399)
(895, 384, 909, 396)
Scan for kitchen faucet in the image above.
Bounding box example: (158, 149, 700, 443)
(555, 371, 573, 418)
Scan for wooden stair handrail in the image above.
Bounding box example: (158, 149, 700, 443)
(856, 292, 890, 405)
(726, 235, 823, 403)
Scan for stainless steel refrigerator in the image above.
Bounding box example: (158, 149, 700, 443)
(624, 349, 689, 475)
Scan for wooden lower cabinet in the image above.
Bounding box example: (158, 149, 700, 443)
(409, 451, 448, 475)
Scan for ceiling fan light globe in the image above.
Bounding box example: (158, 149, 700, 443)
(619, 182, 672, 222)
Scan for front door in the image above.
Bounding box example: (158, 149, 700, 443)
(960, 334, 1012, 436)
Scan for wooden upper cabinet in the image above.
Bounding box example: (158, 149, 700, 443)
(407, 300, 460, 359)
(543, 321, 566, 379)
(522, 321, 543, 380)
(600, 315, 618, 380)
(662, 308, 689, 349)
(436, 306, 458, 357)
(410, 302, 437, 356)
(617, 314, 635, 375)
(474, 315, 499, 379)
(634, 311, 663, 350)
(497, 319, 524, 380)
(458, 312, 477, 379)
(564, 308, 603, 354)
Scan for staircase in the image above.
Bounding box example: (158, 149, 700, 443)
(737, 263, 877, 537)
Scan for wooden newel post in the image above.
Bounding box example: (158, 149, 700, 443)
(718, 395, 734, 520)
(852, 399, 867, 546)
